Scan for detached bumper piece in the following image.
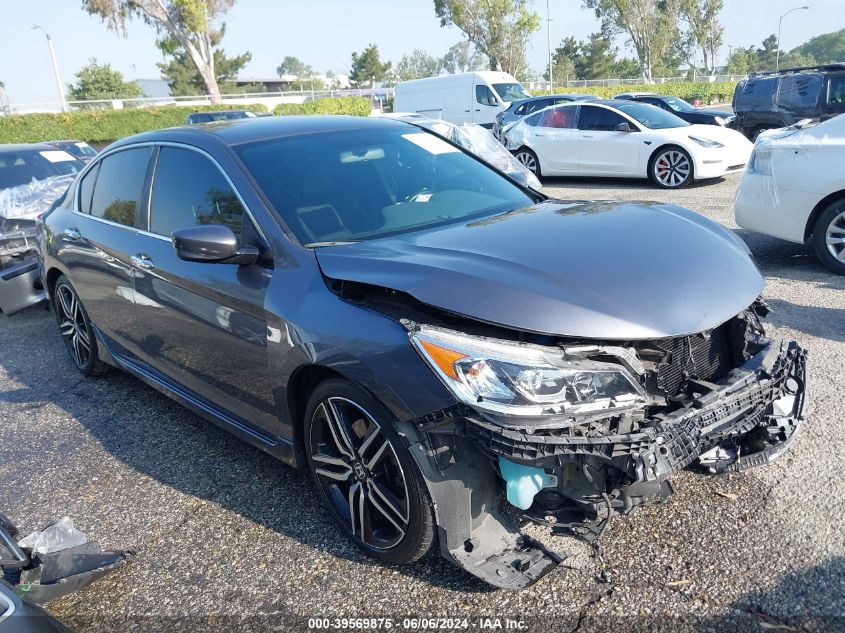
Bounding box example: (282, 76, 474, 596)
(0, 514, 134, 605)
(408, 337, 807, 588)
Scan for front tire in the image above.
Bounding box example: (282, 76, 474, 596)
(811, 199, 845, 274)
(649, 146, 693, 189)
(303, 378, 435, 565)
(514, 147, 541, 178)
(53, 275, 107, 376)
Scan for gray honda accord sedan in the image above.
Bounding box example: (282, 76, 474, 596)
(37, 116, 807, 589)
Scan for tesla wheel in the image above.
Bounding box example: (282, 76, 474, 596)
(303, 378, 435, 565)
(53, 275, 107, 376)
(812, 199, 845, 275)
(650, 147, 693, 189)
(514, 148, 541, 178)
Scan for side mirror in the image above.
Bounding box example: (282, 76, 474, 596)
(172, 224, 258, 265)
(615, 122, 633, 132)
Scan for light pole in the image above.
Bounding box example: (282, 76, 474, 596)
(546, 0, 553, 94)
(32, 25, 66, 112)
(776, 6, 809, 70)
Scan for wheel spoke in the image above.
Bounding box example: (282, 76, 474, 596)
(60, 319, 75, 337)
(369, 480, 408, 525)
(313, 453, 353, 482)
(321, 402, 356, 459)
(365, 437, 389, 471)
(57, 287, 73, 319)
(366, 487, 407, 536)
(76, 326, 90, 348)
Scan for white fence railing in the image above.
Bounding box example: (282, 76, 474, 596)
(4, 75, 746, 115)
(5, 88, 395, 115)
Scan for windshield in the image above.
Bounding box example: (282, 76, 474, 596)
(0, 149, 85, 191)
(613, 102, 690, 129)
(660, 96, 696, 112)
(236, 126, 537, 246)
(63, 142, 98, 158)
(493, 83, 531, 102)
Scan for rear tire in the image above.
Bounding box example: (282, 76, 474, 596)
(513, 147, 541, 178)
(303, 378, 435, 565)
(811, 199, 845, 275)
(53, 275, 108, 376)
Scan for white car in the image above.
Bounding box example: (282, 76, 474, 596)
(735, 114, 845, 274)
(503, 100, 753, 188)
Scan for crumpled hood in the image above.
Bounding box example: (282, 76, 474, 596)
(315, 201, 764, 340)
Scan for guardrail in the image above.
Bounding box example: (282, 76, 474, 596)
(5, 88, 396, 115)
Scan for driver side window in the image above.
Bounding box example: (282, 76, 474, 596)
(475, 85, 498, 106)
(148, 147, 245, 240)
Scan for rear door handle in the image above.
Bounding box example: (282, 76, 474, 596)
(63, 227, 81, 240)
(534, 133, 546, 137)
(582, 135, 594, 138)
(131, 254, 155, 270)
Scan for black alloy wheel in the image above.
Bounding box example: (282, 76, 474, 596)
(53, 275, 107, 375)
(304, 378, 435, 564)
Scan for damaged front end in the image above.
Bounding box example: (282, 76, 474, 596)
(0, 176, 72, 315)
(399, 301, 807, 589)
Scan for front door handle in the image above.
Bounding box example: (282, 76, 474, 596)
(63, 227, 81, 240)
(582, 135, 594, 138)
(131, 254, 155, 270)
(534, 133, 546, 137)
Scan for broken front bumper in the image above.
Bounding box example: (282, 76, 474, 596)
(403, 338, 807, 589)
(0, 255, 45, 316)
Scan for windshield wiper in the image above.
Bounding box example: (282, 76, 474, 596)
(304, 240, 359, 248)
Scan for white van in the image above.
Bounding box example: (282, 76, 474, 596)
(393, 71, 530, 127)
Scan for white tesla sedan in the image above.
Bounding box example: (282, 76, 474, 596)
(503, 100, 752, 188)
(735, 114, 845, 274)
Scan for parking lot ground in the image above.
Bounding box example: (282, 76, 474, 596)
(1, 173, 844, 632)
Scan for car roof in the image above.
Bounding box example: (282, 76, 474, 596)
(109, 115, 413, 149)
(0, 143, 58, 154)
(614, 92, 659, 99)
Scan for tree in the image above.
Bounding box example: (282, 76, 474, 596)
(349, 44, 391, 87)
(584, 0, 683, 82)
(793, 28, 845, 64)
(441, 41, 486, 74)
(433, 0, 541, 76)
(680, 0, 723, 74)
(157, 27, 250, 96)
(276, 56, 314, 77)
(395, 49, 443, 82)
(614, 57, 642, 77)
(67, 58, 143, 101)
(83, 0, 236, 103)
(546, 36, 578, 85)
(575, 33, 620, 79)
(726, 47, 755, 74)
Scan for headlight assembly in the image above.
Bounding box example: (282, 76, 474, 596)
(411, 325, 647, 417)
(689, 135, 724, 148)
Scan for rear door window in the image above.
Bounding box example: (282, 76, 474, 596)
(578, 106, 627, 131)
(89, 147, 152, 227)
(539, 105, 578, 129)
(775, 73, 823, 112)
(77, 163, 99, 213)
(148, 147, 245, 239)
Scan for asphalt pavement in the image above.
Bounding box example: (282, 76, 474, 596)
(1, 173, 843, 633)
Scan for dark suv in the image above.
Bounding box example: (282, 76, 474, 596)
(732, 63, 845, 139)
(37, 116, 807, 589)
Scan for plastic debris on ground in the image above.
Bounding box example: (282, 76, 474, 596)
(17, 517, 88, 555)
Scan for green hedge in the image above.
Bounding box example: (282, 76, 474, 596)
(0, 103, 269, 144)
(273, 96, 372, 116)
(557, 81, 737, 104)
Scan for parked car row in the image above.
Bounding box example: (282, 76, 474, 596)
(502, 99, 752, 188)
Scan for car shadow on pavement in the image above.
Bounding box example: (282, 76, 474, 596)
(700, 556, 845, 632)
(0, 322, 497, 594)
(764, 298, 845, 343)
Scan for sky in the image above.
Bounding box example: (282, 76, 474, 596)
(2, 0, 843, 105)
